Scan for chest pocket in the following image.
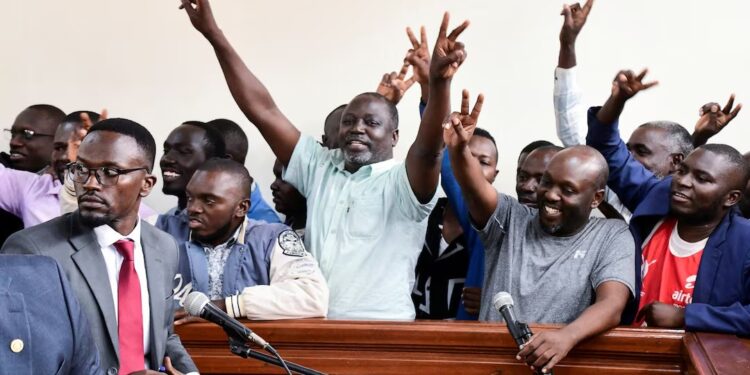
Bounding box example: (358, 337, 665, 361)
(346, 197, 385, 239)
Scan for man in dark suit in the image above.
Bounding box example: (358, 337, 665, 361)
(2, 118, 197, 374)
(0, 254, 101, 374)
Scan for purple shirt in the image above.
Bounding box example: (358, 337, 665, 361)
(0, 164, 61, 227)
(0, 164, 157, 228)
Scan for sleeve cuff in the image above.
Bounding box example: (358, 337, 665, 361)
(225, 294, 246, 319)
(554, 66, 579, 95)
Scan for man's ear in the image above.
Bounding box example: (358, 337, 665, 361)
(491, 169, 499, 183)
(236, 198, 251, 217)
(723, 190, 742, 208)
(590, 188, 605, 208)
(669, 153, 685, 173)
(140, 174, 157, 197)
(392, 129, 399, 147)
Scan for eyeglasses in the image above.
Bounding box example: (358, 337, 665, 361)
(3, 128, 55, 140)
(66, 163, 148, 186)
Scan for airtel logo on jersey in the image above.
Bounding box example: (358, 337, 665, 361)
(685, 274, 697, 290)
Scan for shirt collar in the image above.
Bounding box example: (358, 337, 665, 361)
(192, 217, 247, 248)
(92, 220, 142, 249)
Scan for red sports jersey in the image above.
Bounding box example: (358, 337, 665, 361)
(635, 218, 705, 326)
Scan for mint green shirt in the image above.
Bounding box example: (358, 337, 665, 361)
(284, 136, 436, 319)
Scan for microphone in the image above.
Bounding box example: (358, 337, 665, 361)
(492, 292, 533, 347)
(184, 291, 270, 349)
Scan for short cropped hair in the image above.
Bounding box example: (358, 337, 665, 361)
(520, 140, 555, 156)
(638, 121, 694, 156)
(699, 143, 750, 189)
(182, 121, 227, 159)
(354, 92, 399, 129)
(473, 127, 499, 160)
(208, 118, 248, 164)
(196, 157, 253, 197)
(88, 118, 157, 172)
(26, 104, 65, 128)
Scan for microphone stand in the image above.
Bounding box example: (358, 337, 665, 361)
(228, 337, 326, 375)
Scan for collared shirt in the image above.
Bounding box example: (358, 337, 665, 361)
(283, 135, 436, 319)
(199, 223, 243, 300)
(0, 164, 61, 227)
(554, 66, 633, 222)
(93, 221, 151, 370)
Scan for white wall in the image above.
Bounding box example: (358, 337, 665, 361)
(3, 0, 750, 212)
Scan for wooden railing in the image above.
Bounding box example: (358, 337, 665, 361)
(175, 319, 750, 374)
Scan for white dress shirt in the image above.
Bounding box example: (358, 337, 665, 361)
(93, 221, 151, 370)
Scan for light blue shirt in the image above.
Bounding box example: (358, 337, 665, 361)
(284, 136, 436, 319)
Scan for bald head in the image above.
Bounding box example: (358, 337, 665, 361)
(553, 146, 609, 189)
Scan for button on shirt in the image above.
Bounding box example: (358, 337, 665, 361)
(93, 222, 151, 369)
(283, 135, 436, 319)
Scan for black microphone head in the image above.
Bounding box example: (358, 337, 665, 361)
(185, 291, 210, 317)
(492, 291, 514, 311)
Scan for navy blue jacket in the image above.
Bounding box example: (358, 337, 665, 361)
(587, 107, 750, 334)
(0, 255, 101, 374)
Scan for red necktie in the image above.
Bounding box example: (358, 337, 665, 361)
(114, 239, 145, 374)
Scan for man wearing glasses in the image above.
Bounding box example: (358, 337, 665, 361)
(0, 104, 65, 246)
(2, 118, 198, 374)
(0, 111, 95, 229)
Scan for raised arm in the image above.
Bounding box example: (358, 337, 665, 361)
(443, 90, 496, 227)
(692, 94, 742, 147)
(180, 0, 300, 166)
(558, 0, 593, 69)
(587, 69, 661, 210)
(406, 12, 469, 203)
(554, 0, 594, 147)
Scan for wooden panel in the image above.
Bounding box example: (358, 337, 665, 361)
(176, 319, 689, 374)
(683, 332, 750, 375)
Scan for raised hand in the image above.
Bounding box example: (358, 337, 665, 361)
(693, 94, 742, 146)
(67, 109, 108, 162)
(430, 12, 469, 80)
(442, 89, 484, 150)
(376, 60, 416, 105)
(560, 0, 594, 46)
(611, 69, 659, 102)
(406, 26, 431, 86)
(180, 0, 220, 37)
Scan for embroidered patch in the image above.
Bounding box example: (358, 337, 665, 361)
(279, 230, 306, 257)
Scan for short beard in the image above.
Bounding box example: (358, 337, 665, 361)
(343, 149, 373, 167)
(79, 210, 113, 228)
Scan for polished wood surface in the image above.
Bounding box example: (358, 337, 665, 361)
(175, 319, 749, 374)
(683, 331, 750, 375)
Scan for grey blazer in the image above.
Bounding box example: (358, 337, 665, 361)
(1, 212, 198, 375)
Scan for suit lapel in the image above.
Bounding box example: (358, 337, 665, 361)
(695, 213, 730, 302)
(68, 213, 120, 357)
(142, 223, 166, 368)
